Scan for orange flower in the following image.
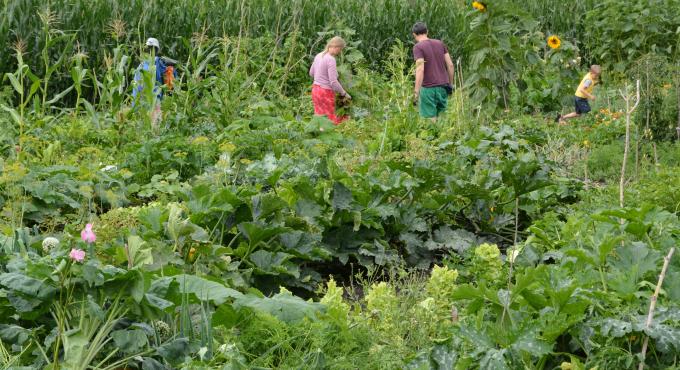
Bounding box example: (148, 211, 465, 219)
(547, 35, 561, 49)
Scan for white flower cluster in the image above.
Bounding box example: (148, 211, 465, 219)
(155, 320, 172, 340)
(42, 237, 60, 252)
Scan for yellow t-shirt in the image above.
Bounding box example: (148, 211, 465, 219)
(575, 72, 597, 98)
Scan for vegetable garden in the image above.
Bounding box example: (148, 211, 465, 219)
(1, 0, 680, 369)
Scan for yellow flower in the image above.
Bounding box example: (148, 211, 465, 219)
(219, 141, 236, 153)
(583, 140, 590, 147)
(547, 35, 561, 49)
(560, 362, 573, 370)
(472, 1, 486, 11)
(191, 136, 210, 146)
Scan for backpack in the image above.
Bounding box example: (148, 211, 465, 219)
(160, 57, 178, 92)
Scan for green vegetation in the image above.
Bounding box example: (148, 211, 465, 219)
(0, 0, 679, 369)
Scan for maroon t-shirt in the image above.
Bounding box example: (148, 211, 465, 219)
(413, 39, 450, 87)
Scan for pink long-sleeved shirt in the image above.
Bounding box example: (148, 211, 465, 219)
(309, 52, 347, 96)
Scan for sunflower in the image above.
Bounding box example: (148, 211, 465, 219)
(472, 1, 486, 12)
(547, 35, 561, 49)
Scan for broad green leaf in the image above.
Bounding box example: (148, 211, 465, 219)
(237, 222, 288, 247)
(130, 270, 146, 303)
(144, 293, 174, 311)
(645, 324, 680, 353)
(8, 289, 46, 313)
(452, 284, 500, 307)
(251, 193, 287, 221)
(431, 344, 458, 369)
(234, 289, 324, 323)
(0, 272, 56, 299)
(458, 325, 495, 349)
(332, 182, 353, 210)
(426, 227, 477, 253)
(138, 206, 167, 233)
(404, 352, 434, 370)
(295, 198, 323, 221)
(141, 357, 165, 370)
(87, 297, 106, 322)
(62, 328, 88, 368)
(665, 268, 680, 301)
(442, 227, 476, 253)
(111, 329, 149, 354)
(174, 274, 243, 304)
(249, 250, 299, 277)
(600, 318, 632, 338)
(0, 324, 30, 345)
(212, 304, 248, 329)
(597, 235, 623, 265)
(479, 348, 509, 370)
(608, 242, 660, 296)
(127, 235, 154, 268)
(511, 331, 552, 357)
(157, 338, 197, 366)
(82, 262, 105, 287)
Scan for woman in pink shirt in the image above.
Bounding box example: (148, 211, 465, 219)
(309, 37, 351, 124)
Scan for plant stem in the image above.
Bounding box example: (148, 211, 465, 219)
(598, 266, 608, 293)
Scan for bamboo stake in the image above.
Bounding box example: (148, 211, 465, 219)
(638, 247, 675, 370)
(584, 149, 590, 190)
(676, 66, 680, 140)
(619, 80, 640, 209)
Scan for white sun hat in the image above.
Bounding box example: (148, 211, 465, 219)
(145, 37, 160, 50)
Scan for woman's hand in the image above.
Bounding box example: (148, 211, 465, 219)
(343, 93, 352, 100)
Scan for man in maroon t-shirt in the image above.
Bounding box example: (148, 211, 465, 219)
(412, 22, 454, 120)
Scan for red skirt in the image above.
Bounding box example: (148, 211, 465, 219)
(311, 85, 348, 125)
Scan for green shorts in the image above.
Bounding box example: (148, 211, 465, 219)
(419, 86, 448, 118)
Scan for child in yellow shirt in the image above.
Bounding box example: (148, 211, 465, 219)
(556, 65, 601, 124)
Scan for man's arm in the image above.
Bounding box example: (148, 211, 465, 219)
(414, 58, 425, 99)
(444, 53, 454, 86)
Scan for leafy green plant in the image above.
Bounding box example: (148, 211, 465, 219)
(464, 0, 542, 112)
(585, 0, 680, 74)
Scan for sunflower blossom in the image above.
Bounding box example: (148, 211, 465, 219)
(472, 1, 486, 12)
(548, 35, 561, 49)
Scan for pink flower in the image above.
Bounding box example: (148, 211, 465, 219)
(69, 249, 86, 263)
(80, 223, 96, 243)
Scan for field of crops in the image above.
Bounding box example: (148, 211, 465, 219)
(1, 0, 680, 369)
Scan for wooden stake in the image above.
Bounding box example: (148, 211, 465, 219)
(638, 247, 675, 370)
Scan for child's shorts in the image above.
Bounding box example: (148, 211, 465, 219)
(574, 97, 591, 114)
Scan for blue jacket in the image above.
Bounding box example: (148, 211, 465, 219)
(132, 56, 176, 100)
